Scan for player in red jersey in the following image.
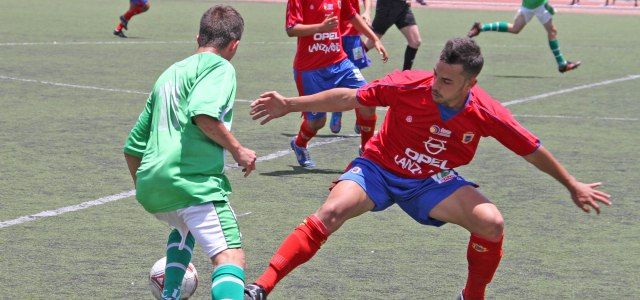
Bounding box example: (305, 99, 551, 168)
(285, 0, 388, 169)
(113, 0, 151, 38)
(244, 38, 611, 299)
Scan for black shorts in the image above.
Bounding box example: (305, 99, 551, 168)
(371, 0, 417, 35)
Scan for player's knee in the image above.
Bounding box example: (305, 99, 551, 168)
(140, 4, 150, 12)
(478, 214, 504, 239)
(511, 26, 523, 34)
(316, 202, 348, 230)
(306, 118, 326, 131)
(409, 38, 421, 49)
(548, 29, 557, 40)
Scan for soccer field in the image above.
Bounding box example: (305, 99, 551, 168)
(1, 0, 639, 298)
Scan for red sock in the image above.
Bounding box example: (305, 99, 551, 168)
(355, 110, 377, 149)
(115, 23, 125, 31)
(255, 215, 329, 294)
(123, 6, 143, 20)
(463, 234, 504, 300)
(295, 119, 317, 148)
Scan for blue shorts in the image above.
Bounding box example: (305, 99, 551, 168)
(294, 58, 367, 120)
(338, 158, 477, 226)
(342, 35, 371, 70)
(131, 0, 149, 5)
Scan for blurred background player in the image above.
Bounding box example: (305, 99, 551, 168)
(284, 0, 388, 169)
(331, 0, 377, 152)
(113, 0, 151, 38)
(467, 0, 581, 73)
(364, 0, 425, 71)
(245, 37, 611, 300)
(124, 5, 256, 300)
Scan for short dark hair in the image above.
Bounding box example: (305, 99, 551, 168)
(439, 38, 484, 78)
(198, 5, 244, 49)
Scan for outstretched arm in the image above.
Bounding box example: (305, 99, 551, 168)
(523, 146, 611, 214)
(250, 88, 365, 125)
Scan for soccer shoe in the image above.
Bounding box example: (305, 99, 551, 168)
(559, 61, 581, 73)
(354, 124, 361, 134)
(467, 22, 482, 38)
(290, 137, 316, 169)
(113, 30, 127, 38)
(119, 15, 128, 30)
(457, 290, 465, 300)
(244, 283, 267, 300)
(416, 0, 428, 5)
(330, 112, 342, 134)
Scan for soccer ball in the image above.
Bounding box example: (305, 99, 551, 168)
(149, 257, 199, 300)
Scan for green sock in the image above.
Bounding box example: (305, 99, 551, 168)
(549, 39, 567, 66)
(211, 264, 245, 300)
(162, 230, 195, 300)
(481, 22, 509, 32)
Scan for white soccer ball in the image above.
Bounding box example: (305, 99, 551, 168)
(149, 257, 199, 300)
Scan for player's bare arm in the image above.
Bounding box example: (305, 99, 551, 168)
(523, 146, 612, 214)
(350, 14, 388, 62)
(286, 14, 338, 37)
(193, 115, 257, 177)
(250, 88, 364, 125)
(124, 153, 142, 186)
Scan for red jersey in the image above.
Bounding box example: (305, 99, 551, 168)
(286, 0, 356, 71)
(356, 70, 540, 179)
(340, 0, 361, 36)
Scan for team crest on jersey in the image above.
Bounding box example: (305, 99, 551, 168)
(349, 166, 362, 174)
(406, 115, 413, 123)
(430, 125, 451, 138)
(462, 132, 475, 144)
(324, 3, 334, 10)
(310, 4, 314, 9)
(424, 137, 447, 155)
(472, 243, 488, 252)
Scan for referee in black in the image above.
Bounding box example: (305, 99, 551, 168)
(364, 0, 425, 70)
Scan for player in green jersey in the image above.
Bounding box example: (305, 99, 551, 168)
(467, 0, 581, 73)
(123, 5, 256, 300)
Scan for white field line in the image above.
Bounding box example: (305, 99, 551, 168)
(0, 136, 355, 229)
(502, 74, 640, 106)
(513, 114, 638, 121)
(0, 40, 295, 47)
(1, 74, 638, 229)
(0, 75, 252, 102)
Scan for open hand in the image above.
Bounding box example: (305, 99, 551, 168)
(250, 91, 289, 125)
(571, 182, 612, 214)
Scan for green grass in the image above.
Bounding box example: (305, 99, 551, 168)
(1, 0, 639, 299)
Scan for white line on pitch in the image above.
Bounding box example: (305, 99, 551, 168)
(1, 74, 638, 229)
(513, 114, 638, 121)
(0, 136, 356, 229)
(0, 40, 295, 47)
(0, 75, 252, 102)
(502, 74, 640, 106)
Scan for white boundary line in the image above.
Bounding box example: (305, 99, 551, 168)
(0, 40, 296, 47)
(502, 74, 640, 106)
(513, 114, 638, 121)
(1, 74, 638, 229)
(0, 136, 355, 229)
(0, 75, 252, 102)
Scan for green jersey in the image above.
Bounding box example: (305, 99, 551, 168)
(124, 52, 236, 213)
(522, 0, 546, 9)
